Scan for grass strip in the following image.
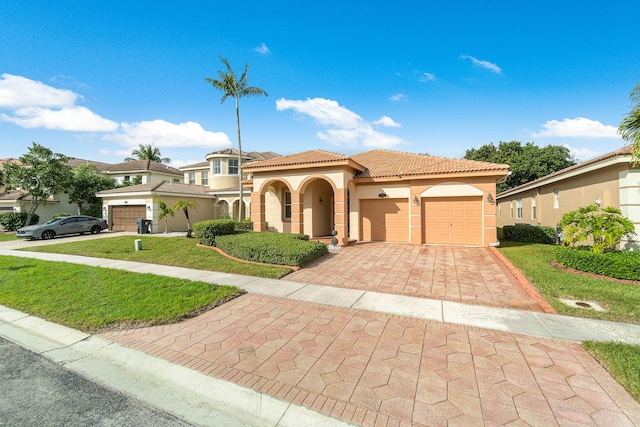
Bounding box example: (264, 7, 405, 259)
(498, 242, 640, 324)
(0, 234, 16, 242)
(21, 235, 292, 279)
(583, 341, 640, 403)
(0, 255, 241, 332)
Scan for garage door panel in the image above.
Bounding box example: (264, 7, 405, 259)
(361, 199, 408, 242)
(423, 196, 482, 246)
(111, 205, 146, 231)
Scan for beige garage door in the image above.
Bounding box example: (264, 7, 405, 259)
(423, 196, 482, 246)
(111, 205, 146, 231)
(361, 198, 409, 242)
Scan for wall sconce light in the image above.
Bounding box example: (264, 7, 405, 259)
(319, 198, 324, 204)
(595, 199, 601, 206)
(413, 195, 420, 206)
(378, 192, 388, 198)
(487, 193, 495, 204)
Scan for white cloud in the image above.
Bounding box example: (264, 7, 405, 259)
(105, 119, 232, 149)
(2, 106, 118, 131)
(459, 55, 502, 74)
(531, 117, 619, 139)
(373, 115, 401, 128)
(389, 93, 407, 102)
(419, 72, 435, 82)
(254, 43, 271, 55)
(0, 74, 118, 132)
(276, 97, 404, 149)
(562, 144, 600, 161)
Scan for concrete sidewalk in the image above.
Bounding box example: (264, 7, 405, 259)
(2, 244, 640, 426)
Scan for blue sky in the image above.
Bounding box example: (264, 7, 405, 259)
(1, 1, 637, 167)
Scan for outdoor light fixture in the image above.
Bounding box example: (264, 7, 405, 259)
(595, 199, 601, 206)
(147, 205, 152, 211)
(319, 198, 324, 204)
(378, 192, 387, 198)
(413, 195, 420, 206)
(487, 193, 495, 203)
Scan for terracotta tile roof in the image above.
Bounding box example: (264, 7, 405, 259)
(243, 149, 352, 170)
(97, 181, 214, 197)
(351, 150, 508, 179)
(205, 148, 281, 162)
(0, 190, 59, 202)
(0, 158, 20, 171)
(497, 145, 633, 197)
(105, 160, 182, 176)
(66, 158, 112, 171)
(179, 161, 209, 169)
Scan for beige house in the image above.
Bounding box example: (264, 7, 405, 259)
(496, 146, 639, 248)
(245, 149, 509, 247)
(97, 182, 216, 233)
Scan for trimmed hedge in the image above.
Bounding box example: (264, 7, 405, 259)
(215, 232, 328, 268)
(192, 219, 236, 246)
(554, 246, 640, 281)
(503, 225, 556, 244)
(0, 212, 39, 231)
(236, 219, 253, 231)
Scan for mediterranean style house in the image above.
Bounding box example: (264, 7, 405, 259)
(496, 146, 639, 249)
(98, 148, 510, 247)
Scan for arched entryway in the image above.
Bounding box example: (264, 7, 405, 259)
(300, 178, 335, 238)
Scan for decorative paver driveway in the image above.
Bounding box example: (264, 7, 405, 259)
(101, 294, 640, 427)
(287, 243, 545, 311)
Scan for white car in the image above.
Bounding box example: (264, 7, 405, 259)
(16, 215, 108, 240)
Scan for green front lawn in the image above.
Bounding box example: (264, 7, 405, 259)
(21, 235, 292, 279)
(584, 341, 640, 403)
(0, 255, 241, 332)
(498, 241, 640, 324)
(0, 233, 16, 242)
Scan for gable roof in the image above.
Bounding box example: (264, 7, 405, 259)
(104, 160, 182, 176)
(351, 150, 509, 179)
(243, 149, 363, 171)
(497, 146, 633, 198)
(97, 181, 215, 197)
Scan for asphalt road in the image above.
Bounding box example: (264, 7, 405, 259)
(0, 336, 192, 427)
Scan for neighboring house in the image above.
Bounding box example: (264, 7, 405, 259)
(180, 149, 280, 220)
(97, 182, 216, 233)
(496, 146, 639, 249)
(0, 157, 183, 224)
(244, 149, 509, 247)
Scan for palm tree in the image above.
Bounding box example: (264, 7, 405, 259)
(619, 83, 640, 165)
(204, 56, 268, 221)
(125, 144, 171, 164)
(156, 199, 175, 234)
(172, 199, 197, 238)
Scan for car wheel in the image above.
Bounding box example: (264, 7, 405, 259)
(90, 226, 102, 234)
(41, 230, 55, 240)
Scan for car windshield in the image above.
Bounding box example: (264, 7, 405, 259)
(44, 218, 66, 225)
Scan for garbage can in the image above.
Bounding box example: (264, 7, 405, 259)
(136, 218, 143, 234)
(142, 219, 152, 234)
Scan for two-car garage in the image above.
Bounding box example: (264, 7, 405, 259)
(359, 196, 483, 246)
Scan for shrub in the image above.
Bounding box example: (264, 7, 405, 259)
(53, 212, 73, 219)
(502, 225, 556, 244)
(192, 219, 236, 246)
(215, 232, 327, 267)
(235, 219, 253, 231)
(560, 204, 635, 253)
(0, 212, 39, 231)
(554, 246, 640, 281)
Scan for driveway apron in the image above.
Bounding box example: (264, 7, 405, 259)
(287, 243, 544, 312)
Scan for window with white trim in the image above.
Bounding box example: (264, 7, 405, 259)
(201, 171, 208, 186)
(516, 198, 523, 219)
(554, 188, 559, 209)
(188, 172, 195, 185)
(531, 194, 537, 220)
(510, 201, 513, 218)
(229, 159, 239, 175)
(283, 191, 291, 220)
(213, 159, 221, 175)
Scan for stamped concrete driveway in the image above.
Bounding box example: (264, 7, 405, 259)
(287, 243, 545, 312)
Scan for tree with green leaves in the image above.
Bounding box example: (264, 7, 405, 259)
(67, 164, 116, 215)
(464, 141, 576, 192)
(124, 143, 170, 164)
(2, 143, 73, 226)
(560, 204, 635, 253)
(156, 199, 175, 234)
(204, 56, 268, 221)
(619, 83, 640, 164)
(172, 199, 197, 237)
